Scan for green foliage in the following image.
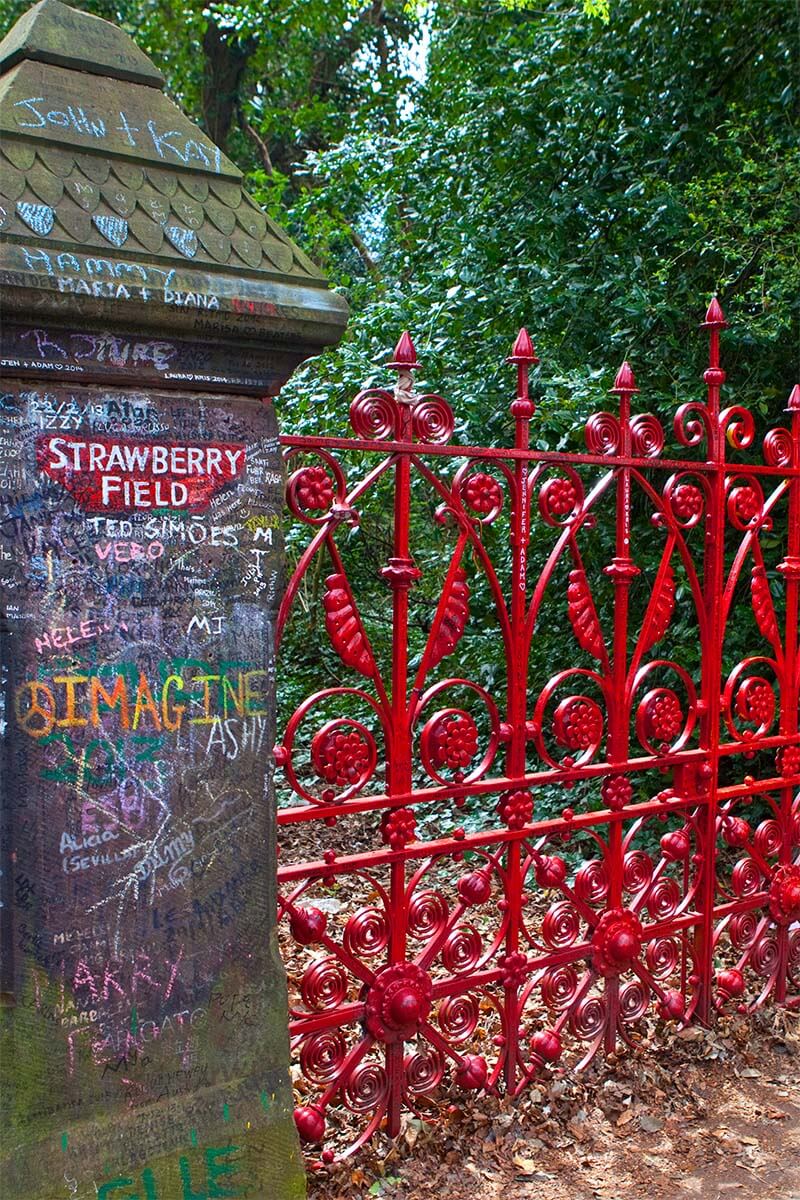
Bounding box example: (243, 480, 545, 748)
(406, 0, 610, 20)
(0, 0, 795, 825)
(368, 1175, 402, 1195)
(251, 0, 797, 456)
(498, 0, 610, 20)
(2, 0, 793, 419)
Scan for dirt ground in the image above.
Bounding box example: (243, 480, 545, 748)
(308, 1008, 800, 1200)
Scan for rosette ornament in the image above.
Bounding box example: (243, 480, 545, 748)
(779, 745, 800, 779)
(497, 789, 533, 830)
(769, 865, 800, 926)
(463, 471, 504, 518)
(601, 774, 633, 812)
(554, 694, 604, 753)
(591, 908, 644, 978)
(381, 807, 417, 850)
(427, 710, 478, 771)
(671, 481, 704, 523)
(539, 474, 579, 524)
(294, 465, 334, 511)
(365, 963, 433, 1044)
(312, 720, 374, 787)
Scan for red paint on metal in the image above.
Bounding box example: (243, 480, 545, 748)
(276, 304, 800, 1159)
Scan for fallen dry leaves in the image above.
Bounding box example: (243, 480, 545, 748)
(308, 1007, 800, 1200)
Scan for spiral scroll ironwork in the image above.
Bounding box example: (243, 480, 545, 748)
(274, 313, 800, 1162)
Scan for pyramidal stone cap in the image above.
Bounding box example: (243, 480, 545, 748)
(0, 0, 164, 85)
(0, 0, 348, 355)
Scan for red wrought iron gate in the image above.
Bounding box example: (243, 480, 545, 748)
(274, 299, 800, 1162)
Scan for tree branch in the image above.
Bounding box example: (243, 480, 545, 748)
(721, 245, 764, 300)
(240, 110, 275, 175)
(201, 21, 256, 151)
(330, 206, 382, 278)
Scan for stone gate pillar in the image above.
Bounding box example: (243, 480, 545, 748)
(0, 3, 347, 1196)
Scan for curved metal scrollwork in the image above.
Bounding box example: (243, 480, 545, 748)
(276, 304, 800, 1162)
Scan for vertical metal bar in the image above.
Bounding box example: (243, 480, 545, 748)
(503, 331, 537, 1091)
(279, 303, 793, 1160)
(603, 363, 640, 1051)
(696, 299, 728, 1023)
(382, 336, 418, 1135)
(776, 386, 800, 1003)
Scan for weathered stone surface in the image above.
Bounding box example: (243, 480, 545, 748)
(0, 3, 344, 1197)
(1, 383, 305, 1200)
(0, 0, 164, 86)
(0, 0, 348, 351)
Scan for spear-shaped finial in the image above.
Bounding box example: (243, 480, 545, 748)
(786, 384, 800, 413)
(508, 327, 538, 431)
(701, 296, 728, 329)
(611, 361, 639, 395)
(387, 330, 419, 407)
(610, 360, 638, 441)
(508, 327, 539, 366)
(701, 297, 727, 416)
(386, 330, 419, 371)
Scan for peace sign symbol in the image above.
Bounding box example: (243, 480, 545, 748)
(14, 681, 56, 737)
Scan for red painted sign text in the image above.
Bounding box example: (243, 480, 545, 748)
(36, 435, 247, 512)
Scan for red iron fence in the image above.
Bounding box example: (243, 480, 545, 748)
(275, 300, 800, 1163)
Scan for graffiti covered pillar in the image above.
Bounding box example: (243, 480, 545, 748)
(0, 2, 348, 1196)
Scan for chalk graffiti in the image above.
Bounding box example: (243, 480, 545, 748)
(205, 717, 268, 760)
(14, 664, 269, 737)
(13, 96, 224, 174)
(35, 617, 124, 654)
(1, 338, 286, 1195)
(187, 614, 224, 636)
(13, 95, 106, 138)
(95, 541, 166, 562)
(96, 1145, 245, 1199)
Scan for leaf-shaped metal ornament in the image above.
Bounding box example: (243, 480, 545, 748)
(323, 573, 375, 676)
(567, 568, 605, 660)
(640, 562, 675, 654)
(429, 569, 470, 669)
(751, 564, 781, 654)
